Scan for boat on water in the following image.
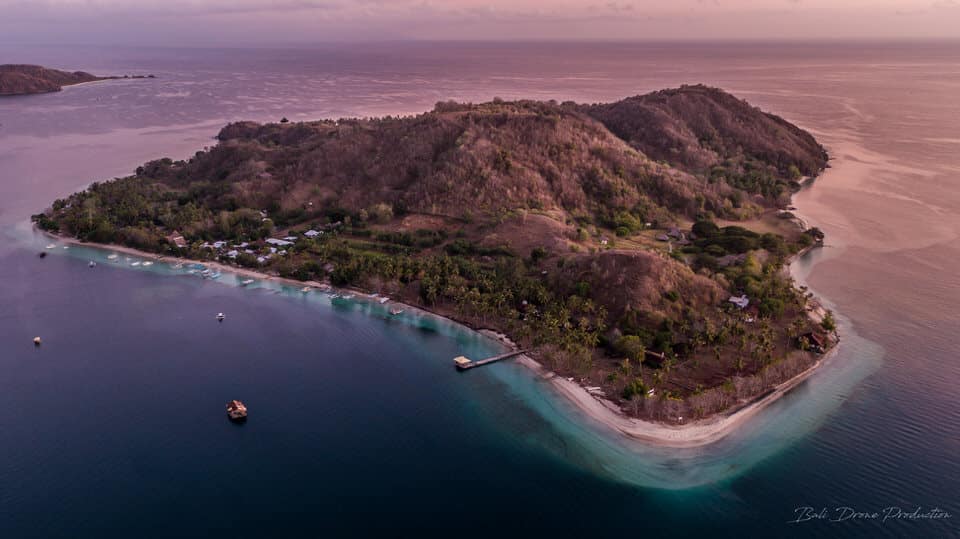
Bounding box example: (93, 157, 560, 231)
(226, 400, 247, 422)
(301, 286, 311, 293)
(389, 308, 404, 316)
(45, 244, 55, 249)
(142, 261, 153, 267)
(216, 312, 225, 322)
(88, 261, 96, 267)
(240, 279, 255, 286)
(172, 262, 184, 269)
(107, 254, 118, 260)
(341, 294, 355, 299)
(378, 297, 389, 304)
(33, 336, 42, 346)
(131, 262, 141, 267)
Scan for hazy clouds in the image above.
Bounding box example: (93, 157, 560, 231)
(0, 0, 957, 45)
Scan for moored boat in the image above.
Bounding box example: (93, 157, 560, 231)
(226, 400, 247, 422)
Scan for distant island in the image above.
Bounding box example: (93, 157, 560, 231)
(0, 64, 155, 96)
(36, 85, 838, 430)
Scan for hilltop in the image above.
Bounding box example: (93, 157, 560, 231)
(581, 85, 827, 206)
(0, 64, 155, 96)
(0, 64, 102, 95)
(36, 86, 835, 422)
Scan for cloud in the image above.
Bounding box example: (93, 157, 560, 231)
(0, 0, 958, 44)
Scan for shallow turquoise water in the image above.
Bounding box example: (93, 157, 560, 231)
(1, 43, 956, 537)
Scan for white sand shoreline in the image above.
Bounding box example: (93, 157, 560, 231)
(482, 328, 837, 448)
(39, 224, 840, 449)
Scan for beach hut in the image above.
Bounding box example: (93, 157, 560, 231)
(166, 231, 187, 249)
(728, 295, 750, 309)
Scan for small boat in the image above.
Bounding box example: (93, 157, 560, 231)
(378, 297, 389, 304)
(216, 312, 225, 322)
(226, 400, 247, 422)
(172, 263, 184, 269)
(88, 261, 96, 267)
(389, 308, 404, 316)
(131, 261, 141, 266)
(62, 246, 69, 249)
(45, 244, 56, 249)
(142, 261, 153, 267)
(301, 286, 311, 293)
(107, 254, 118, 260)
(341, 294, 355, 300)
(240, 279, 255, 286)
(33, 336, 42, 346)
(207, 271, 221, 279)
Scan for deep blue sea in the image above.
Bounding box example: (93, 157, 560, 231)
(0, 42, 958, 538)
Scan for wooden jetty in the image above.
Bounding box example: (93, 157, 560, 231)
(453, 350, 525, 371)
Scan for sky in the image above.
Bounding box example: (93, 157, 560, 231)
(0, 0, 958, 45)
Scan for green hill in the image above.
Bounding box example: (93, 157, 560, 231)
(37, 86, 834, 421)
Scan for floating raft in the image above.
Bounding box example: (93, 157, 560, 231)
(453, 350, 525, 371)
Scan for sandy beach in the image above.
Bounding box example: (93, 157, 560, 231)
(481, 328, 838, 448)
(41, 224, 839, 449)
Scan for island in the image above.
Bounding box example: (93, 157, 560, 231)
(35, 85, 838, 433)
(0, 64, 155, 96)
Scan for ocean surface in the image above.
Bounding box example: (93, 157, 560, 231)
(1, 42, 957, 537)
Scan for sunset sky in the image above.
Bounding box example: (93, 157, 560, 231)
(1, 0, 958, 44)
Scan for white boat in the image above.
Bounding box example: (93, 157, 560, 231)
(301, 286, 311, 293)
(131, 262, 141, 266)
(216, 312, 225, 322)
(240, 279, 255, 286)
(45, 244, 56, 249)
(107, 254, 118, 260)
(172, 263, 184, 269)
(62, 246, 69, 249)
(341, 294, 355, 300)
(378, 297, 389, 304)
(142, 261, 153, 267)
(88, 261, 96, 268)
(389, 308, 404, 316)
